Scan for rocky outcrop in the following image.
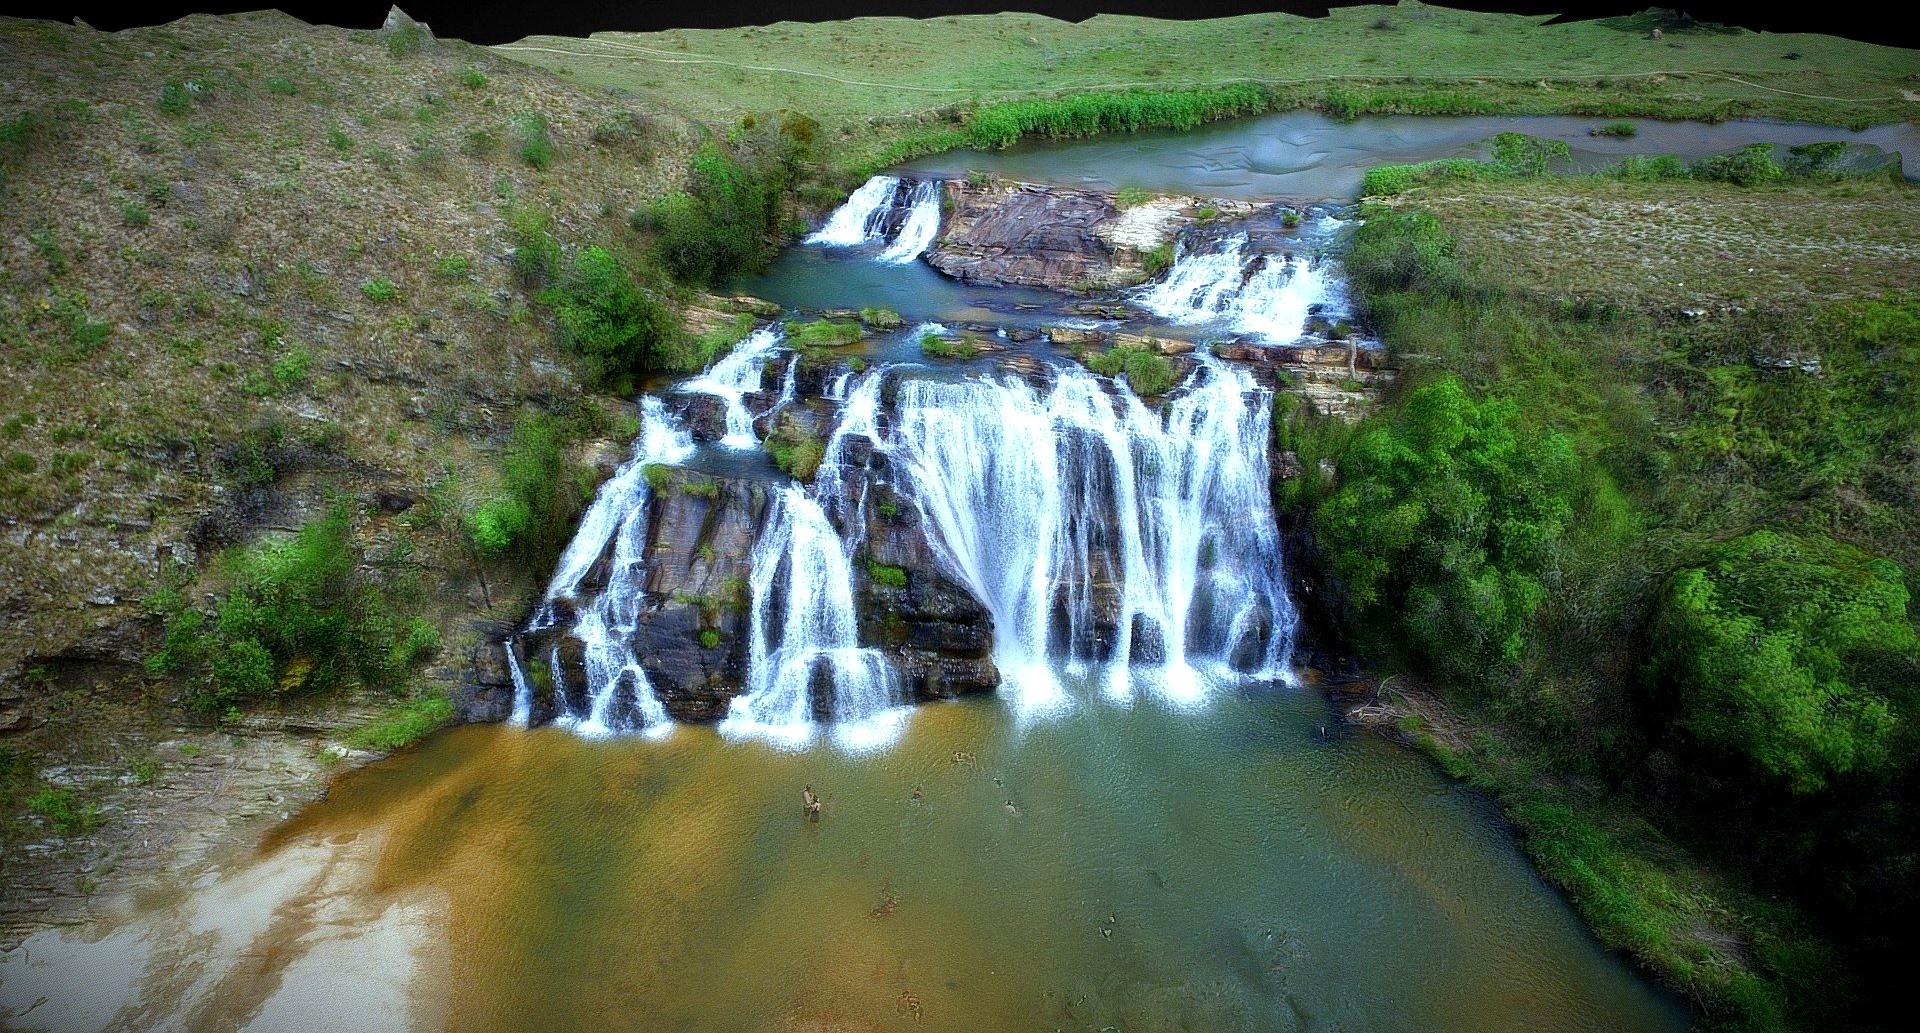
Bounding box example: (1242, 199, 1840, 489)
(516, 467, 769, 724)
(927, 182, 1264, 293)
(930, 183, 1127, 291)
(1214, 340, 1398, 420)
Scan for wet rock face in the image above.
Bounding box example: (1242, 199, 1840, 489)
(930, 183, 1133, 291)
(849, 460, 1001, 701)
(513, 468, 771, 727)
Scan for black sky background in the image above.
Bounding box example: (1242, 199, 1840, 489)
(13, 2, 1918, 50)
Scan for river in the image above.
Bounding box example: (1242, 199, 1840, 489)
(6, 110, 1847, 1032)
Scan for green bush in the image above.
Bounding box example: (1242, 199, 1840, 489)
(459, 67, 488, 89)
(1691, 143, 1784, 186)
(359, 277, 397, 302)
(859, 307, 902, 329)
(920, 332, 979, 359)
(146, 502, 439, 713)
(1592, 120, 1638, 137)
(508, 206, 562, 287)
(766, 419, 826, 481)
(1315, 376, 1581, 687)
(1649, 532, 1912, 795)
(386, 24, 427, 59)
(866, 560, 908, 588)
(634, 142, 781, 285)
(465, 414, 591, 571)
(542, 245, 677, 389)
(28, 786, 101, 835)
(1084, 343, 1175, 395)
(515, 115, 553, 169)
(1362, 134, 1567, 196)
(1610, 154, 1689, 181)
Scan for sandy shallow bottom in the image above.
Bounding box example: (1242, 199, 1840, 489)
(0, 826, 449, 1032)
(3, 681, 1687, 1033)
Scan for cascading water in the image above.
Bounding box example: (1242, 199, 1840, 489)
(881, 361, 1297, 712)
(877, 179, 943, 264)
(804, 174, 900, 246)
(679, 326, 784, 449)
(513, 396, 692, 736)
(521, 179, 1308, 745)
(720, 485, 906, 751)
(806, 175, 943, 263)
(1133, 230, 1340, 344)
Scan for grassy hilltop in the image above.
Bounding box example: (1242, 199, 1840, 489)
(499, 2, 1920, 171)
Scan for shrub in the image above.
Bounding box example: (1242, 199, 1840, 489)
(542, 245, 677, 389)
(866, 560, 908, 588)
(465, 414, 591, 570)
(1649, 532, 1912, 795)
(459, 67, 488, 89)
(634, 142, 781, 285)
(386, 24, 427, 58)
(144, 502, 438, 713)
(697, 628, 723, 649)
(508, 206, 562, 287)
(1085, 343, 1175, 395)
(515, 115, 553, 169)
(859, 307, 903, 329)
(118, 199, 150, 227)
(766, 419, 826, 481)
(1592, 120, 1638, 137)
(1691, 143, 1783, 186)
(1142, 242, 1175, 276)
(921, 332, 979, 359)
(271, 347, 311, 389)
(28, 787, 101, 834)
(435, 254, 471, 280)
(359, 278, 397, 302)
(1611, 154, 1689, 181)
(1314, 376, 1581, 687)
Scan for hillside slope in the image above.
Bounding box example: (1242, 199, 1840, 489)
(0, 9, 723, 927)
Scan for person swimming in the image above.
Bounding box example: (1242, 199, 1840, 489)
(802, 785, 821, 821)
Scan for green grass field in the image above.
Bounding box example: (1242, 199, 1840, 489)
(496, 4, 1920, 170)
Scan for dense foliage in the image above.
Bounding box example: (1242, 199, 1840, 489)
(634, 133, 799, 286)
(1284, 200, 1920, 1030)
(1649, 531, 1912, 795)
(146, 503, 440, 714)
(544, 245, 677, 391)
(466, 414, 594, 573)
(1315, 376, 1580, 688)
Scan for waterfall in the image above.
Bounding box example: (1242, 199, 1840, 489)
(512, 397, 692, 735)
(805, 175, 899, 246)
(721, 485, 907, 751)
(807, 175, 943, 264)
(877, 179, 943, 264)
(881, 362, 1296, 712)
(1133, 232, 1339, 345)
(679, 326, 783, 449)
